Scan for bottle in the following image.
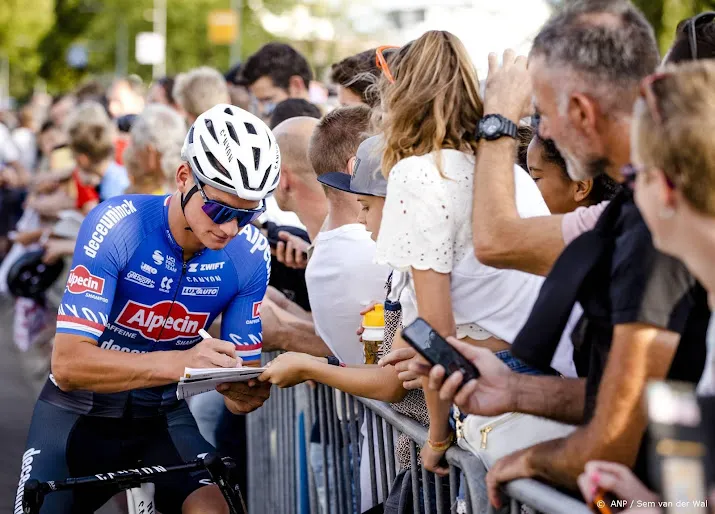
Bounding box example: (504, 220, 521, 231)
(362, 304, 385, 364)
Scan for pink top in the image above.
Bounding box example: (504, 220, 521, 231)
(561, 201, 609, 245)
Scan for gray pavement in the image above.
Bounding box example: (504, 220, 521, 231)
(0, 296, 119, 514)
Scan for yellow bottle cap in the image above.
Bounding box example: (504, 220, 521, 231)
(363, 304, 385, 328)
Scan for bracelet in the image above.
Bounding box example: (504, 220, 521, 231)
(427, 433, 454, 453)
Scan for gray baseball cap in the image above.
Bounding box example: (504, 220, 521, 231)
(317, 135, 387, 197)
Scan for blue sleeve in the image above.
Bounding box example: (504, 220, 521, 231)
(220, 236, 271, 363)
(56, 198, 137, 340)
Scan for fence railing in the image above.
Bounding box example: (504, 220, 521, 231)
(246, 364, 591, 514)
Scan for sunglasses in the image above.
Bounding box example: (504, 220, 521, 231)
(190, 171, 265, 226)
(376, 45, 400, 84)
(689, 11, 715, 60)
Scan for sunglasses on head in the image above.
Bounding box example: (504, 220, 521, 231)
(183, 169, 265, 226)
(689, 11, 715, 60)
(375, 45, 400, 84)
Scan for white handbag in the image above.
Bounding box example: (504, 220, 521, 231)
(453, 407, 577, 468)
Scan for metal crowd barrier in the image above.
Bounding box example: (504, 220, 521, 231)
(246, 363, 591, 514)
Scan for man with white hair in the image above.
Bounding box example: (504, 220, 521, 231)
(173, 67, 231, 124)
(129, 104, 187, 194)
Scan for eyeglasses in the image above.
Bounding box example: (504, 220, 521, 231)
(190, 170, 265, 226)
(689, 11, 715, 60)
(375, 45, 400, 84)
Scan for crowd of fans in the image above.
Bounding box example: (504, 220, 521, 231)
(6, 0, 715, 512)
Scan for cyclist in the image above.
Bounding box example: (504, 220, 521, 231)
(15, 104, 279, 514)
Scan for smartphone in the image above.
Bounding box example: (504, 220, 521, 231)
(401, 318, 479, 384)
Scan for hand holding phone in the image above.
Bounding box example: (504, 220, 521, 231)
(401, 318, 479, 387)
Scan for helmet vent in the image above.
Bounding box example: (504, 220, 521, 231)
(205, 150, 232, 181)
(226, 122, 240, 145)
(252, 147, 261, 170)
(224, 107, 234, 115)
(188, 126, 195, 144)
(205, 119, 219, 143)
(244, 122, 257, 135)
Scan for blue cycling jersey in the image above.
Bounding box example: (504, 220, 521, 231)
(43, 194, 271, 417)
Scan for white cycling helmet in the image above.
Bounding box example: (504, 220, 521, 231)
(181, 103, 281, 201)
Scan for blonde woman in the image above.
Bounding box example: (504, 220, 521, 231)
(374, 31, 550, 473)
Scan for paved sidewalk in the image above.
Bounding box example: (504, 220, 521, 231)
(0, 296, 120, 514)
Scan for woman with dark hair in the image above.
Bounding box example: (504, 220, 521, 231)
(663, 12, 715, 64)
(147, 76, 176, 107)
(526, 131, 621, 214)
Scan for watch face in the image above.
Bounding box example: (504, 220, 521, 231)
(484, 117, 500, 135)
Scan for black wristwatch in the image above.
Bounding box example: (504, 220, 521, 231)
(476, 114, 518, 141)
(326, 356, 345, 367)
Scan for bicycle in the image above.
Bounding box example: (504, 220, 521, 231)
(22, 453, 247, 514)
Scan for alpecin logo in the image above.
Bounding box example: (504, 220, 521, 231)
(66, 265, 105, 295)
(116, 300, 208, 341)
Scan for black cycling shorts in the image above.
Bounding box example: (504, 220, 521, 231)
(15, 397, 215, 513)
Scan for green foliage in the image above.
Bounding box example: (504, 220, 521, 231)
(631, 0, 715, 55)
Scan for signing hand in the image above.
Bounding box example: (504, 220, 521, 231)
(259, 352, 323, 388)
(181, 338, 241, 371)
(424, 337, 517, 417)
(276, 231, 309, 269)
(218, 379, 271, 414)
(483, 49, 533, 123)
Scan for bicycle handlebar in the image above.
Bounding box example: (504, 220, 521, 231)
(22, 453, 246, 514)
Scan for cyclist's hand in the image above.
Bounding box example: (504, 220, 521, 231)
(276, 231, 309, 269)
(184, 338, 241, 370)
(217, 379, 271, 414)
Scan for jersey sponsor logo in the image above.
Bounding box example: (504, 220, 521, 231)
(165, 255, 177, 272)
(228, 332, 263, 361)
(239, 225, 271, 285)
(66, 265, 105, 295)
(141, 262, 158, 275)
(187, 262, 198, 273)
(186, 275, 221, 283)
(57, 303, 108, 337)
(160, 277, 173, 293)
(15, 448, 41, 514)
(252, 301, 262, 318)
(83, 199, 137, 258)
(125, 271, 156, 289)
(182, 286, 219, 297)
(116, 300, 209, 341)
(152, 250, 164, 265)
(100, 339, 147, 353)
(105, 323, 138, 339)
(186, 262, 224, 272)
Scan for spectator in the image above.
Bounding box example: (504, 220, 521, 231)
(239, 43, 313, 120)
(12, 106, 38, 172)
(272, 117, 327, 240)
(147, 76, 177, 108)
(107, 76, 146, 119)
(74, 79, 106, 105)
(372, 30, 548, 484)
(330, 48, 388, 107)
(49, 94, 76, 128)
(224, 62, 252, 112)
(173, 67, 231, 124)
(128, 104, 186, 195)
(526, 131, 620, 214)
(67, 101, 129, 200)
(630, 61, 715, 396)
(428, 3, 711, 505)
(269, 99, 321, 129)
